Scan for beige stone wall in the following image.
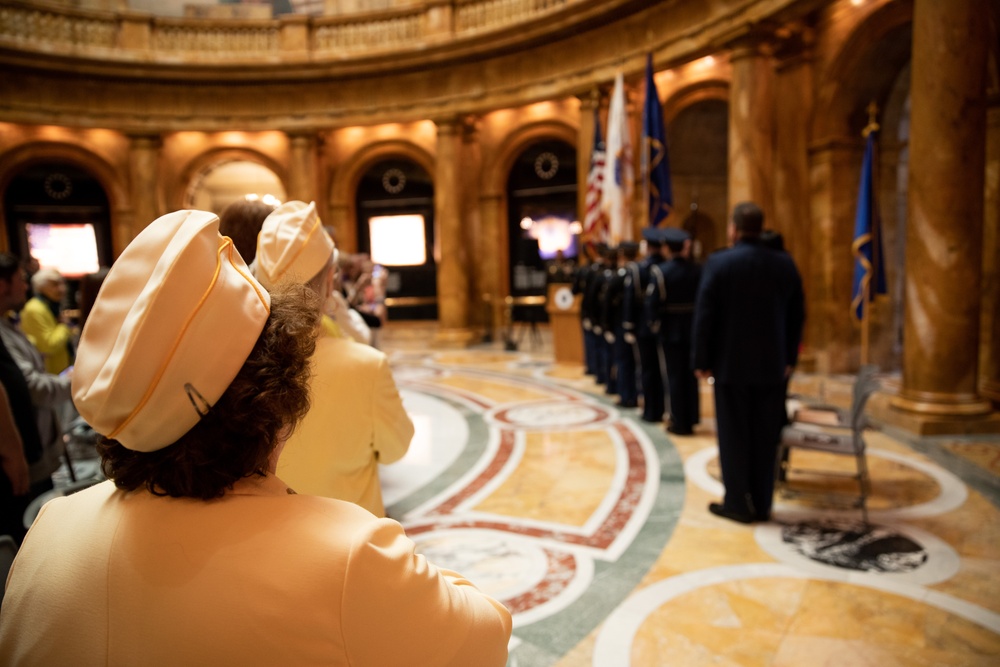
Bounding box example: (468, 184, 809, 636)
(0, 0, 997, 415)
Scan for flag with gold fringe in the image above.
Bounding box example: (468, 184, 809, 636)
(851, 129, 887, 320)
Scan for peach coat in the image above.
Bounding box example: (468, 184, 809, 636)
(0, 476, 512, 666)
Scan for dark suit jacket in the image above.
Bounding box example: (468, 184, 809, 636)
(692, 239, 805, 385)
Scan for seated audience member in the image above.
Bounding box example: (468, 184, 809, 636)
(0, 255, 71, 532)
(0, 210, 511, 666)
(20, 268, 73, 374)
(254, 201, 414, 517)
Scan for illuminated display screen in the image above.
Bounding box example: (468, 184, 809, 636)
(26, 223, 101, 277)
(369, 215, 427, 266)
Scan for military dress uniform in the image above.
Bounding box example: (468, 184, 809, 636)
(627, 229, 667, 422)
(646, 230, 702, 435)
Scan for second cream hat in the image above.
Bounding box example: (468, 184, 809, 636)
(254, 200, 334, 290)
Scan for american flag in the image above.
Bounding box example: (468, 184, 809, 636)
(584, 108, 607, 243)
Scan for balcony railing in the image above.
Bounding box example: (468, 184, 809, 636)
(0, 0, 576, 64)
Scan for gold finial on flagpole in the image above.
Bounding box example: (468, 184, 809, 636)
(863, 101, 880, 138)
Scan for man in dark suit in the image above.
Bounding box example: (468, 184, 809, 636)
(647, 228, 702, 436)
(692, 202, 805, 523)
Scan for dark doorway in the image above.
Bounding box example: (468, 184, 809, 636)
(4, 162, 113, 311)
(355, 158, 436, 321)
(506, 139, 578, 326)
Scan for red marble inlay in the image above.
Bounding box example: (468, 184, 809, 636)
(409, 422, 647, 551)
(427, 429, 517, 515)
(501, 550, 578, 613)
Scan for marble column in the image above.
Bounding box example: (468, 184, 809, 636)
(727, 35, 775, 221)
(286, 132, 319, 204)
(890, 0, 993, 422)
(433, 117, 476, 346)
(127, 134, 162, 243)
(980, 101, 1000, 405)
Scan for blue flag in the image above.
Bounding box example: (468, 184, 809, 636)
(642, 54, 672, 227)
(851, 131, 887, 320)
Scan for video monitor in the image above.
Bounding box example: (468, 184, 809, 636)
(26, 223, 101, 278)
(369, 214, 427, 266)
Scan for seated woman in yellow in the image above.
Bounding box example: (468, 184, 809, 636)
(254, 201, 414, 517)
(0, 209, 511, 666)
(20, 268, 73, 374)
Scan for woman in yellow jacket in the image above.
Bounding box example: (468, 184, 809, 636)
(19, 268, 73, 374)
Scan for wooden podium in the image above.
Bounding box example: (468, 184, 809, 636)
(545, 283, 583, 364)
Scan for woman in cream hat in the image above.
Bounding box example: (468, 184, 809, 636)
(0, 210, 511, 666)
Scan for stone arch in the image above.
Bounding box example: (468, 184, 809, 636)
(0, 141, 127, 256)
(661, 81, 730, 251)
(661, 79, 729, 126)
(811, 1, 912, 142)
(329, 140, 435, 254)
(172, 146, 288, 212)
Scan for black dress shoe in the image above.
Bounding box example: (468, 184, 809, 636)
(640, 415, 663, 423)
(666, 424, 693, 436)
(708, 502, 755, 524)
(615, 400, 638, 408)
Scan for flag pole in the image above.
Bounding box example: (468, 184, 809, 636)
(860, 101, 880, 366)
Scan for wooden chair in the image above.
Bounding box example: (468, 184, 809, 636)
(776, 365, 880, 523)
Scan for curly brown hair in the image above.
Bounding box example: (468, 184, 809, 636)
(97, 284, 320, 499)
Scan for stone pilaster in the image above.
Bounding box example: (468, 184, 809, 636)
(479, 192, 503, 339)
(888, 0, 994, 427)
(433, 117, 476, 346)
(806, 139, 861, 374)
(577, 88, 599, 246)
(980, 99, 1000, 405)
(287, 132, 319, 204)
(459, 116, 487, 335)
(727, 35, 775, 221)
(127, 134, 162, 243)
(773, 28, 814, 368)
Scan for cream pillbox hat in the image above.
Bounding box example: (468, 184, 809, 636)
(254, 200, 334, 289)
(71, 209, 271, 452)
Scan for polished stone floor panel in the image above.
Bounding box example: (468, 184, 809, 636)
(374, 331, 1000, 666)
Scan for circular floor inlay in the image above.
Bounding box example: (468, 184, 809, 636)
(488, 400, 612, 428)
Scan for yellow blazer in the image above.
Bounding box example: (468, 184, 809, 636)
(0, 477, 512, 666)
(278, 335, 413, 516)
(19, 297, 72, 374)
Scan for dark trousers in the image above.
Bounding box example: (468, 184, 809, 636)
(615, 327, 638, 404)
(663, 341, 699, 430)
(583, 328, 599, 376)
(602, 335, 617, 394)
(713, 382, 786, 520)
(637, 336, 663, 421)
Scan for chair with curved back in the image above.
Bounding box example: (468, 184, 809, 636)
(775, 365, 880, 523)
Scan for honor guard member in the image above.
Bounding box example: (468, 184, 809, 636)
(595, 244, 619, 392)
(572, 243, 604, 378)
(582, 244, 611, 385)
(611, 241, 641, 408)
(625, 227, 668, 422)
(646, 228, 702, 435)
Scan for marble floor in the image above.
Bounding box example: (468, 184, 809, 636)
(376, 323, 1000, 667)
